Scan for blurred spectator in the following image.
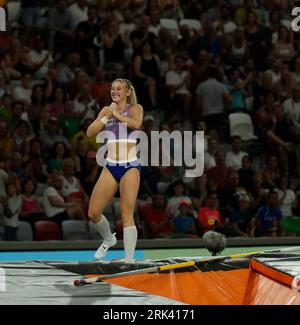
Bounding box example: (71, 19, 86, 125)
(273, 68, 294, 102)
(48, 0, 73, 58)
(12, 73, 33, 105)
(197, 191, 221, 235)
(273, 26, 294, 63)
(47, 141, 68, 174)
(140, 193, 173, 239)
(73, 83, 97, 121)
(173, 200, 197, 237)
(292, 58, 300, 85)
(58, 52, 81, 84)
(0, 119, 14, 161)
(283, 85, 300, 143)
(130, 15, 157, 56)
(98, 21, 126, 78)
(275, 176, 296, 219)
(238, 155, 255, 191)
(219, 170, 244, 219)
(39, 116, 69, 158)
(25, 138, 47, 184)
(263, 155, 280, 189)
(79, 151, 101, 195)
(28, 35, 53, 80)
(3, 181, 22, 241)
(195, 65, 232, 133)
(68, 0, 88, 29)
(167, 180, 192, 218)
(19, 179, 44, 230)
(58, 100, 80, 140)
(225, 136, 247, 170)
(10, 151, 28, 184)
(255, 190, 283, 236)
(207, 151, 233, 191)
(204, 137, 218, 169)
(188, 174, 209, 211)
(133, 40, 160, 110)
(231, 193, 255, 237)
(0, 160, 8, 198)
(73, 5, 101, 73)
(70, 118, 100, 152)
(213, 4, 237, 35)
(29, 85, 51, 122)
(60, 158, 85, 199)
(165, 54, 191, 123)
(42, 173, 85, 225)
(90, 67, 111, 107)
(49, 86, 65, 118)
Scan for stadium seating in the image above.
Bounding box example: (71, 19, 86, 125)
(229, 112, 257, 141)
(17, 221, 34, 241)
(61, 220, 89, 240)
(179, 19, 202, 31)
(35, 221, 61, 241)
(6, 1, 21, 28)
(160, 18, 179, 35)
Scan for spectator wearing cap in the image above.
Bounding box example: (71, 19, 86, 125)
(173, 200, 197, 237)
(230, 194, 255, 237)
(167, 180, 192, 219)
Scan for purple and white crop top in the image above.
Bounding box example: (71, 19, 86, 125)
(105, 105, 137, 143)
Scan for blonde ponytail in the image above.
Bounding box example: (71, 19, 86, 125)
(114, 78, 138, 106)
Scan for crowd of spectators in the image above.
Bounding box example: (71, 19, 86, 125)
(1, 0, 300, 241)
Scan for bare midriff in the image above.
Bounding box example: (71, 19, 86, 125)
(107, 141, 137, 161)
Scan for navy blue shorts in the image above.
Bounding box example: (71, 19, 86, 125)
(105, 159, 141, 182)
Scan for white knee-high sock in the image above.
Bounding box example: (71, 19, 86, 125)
(123, 226, 137, 262)
(93, 215, 113, 242)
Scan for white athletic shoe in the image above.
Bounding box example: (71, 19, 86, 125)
(95, 233, 117, 260)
